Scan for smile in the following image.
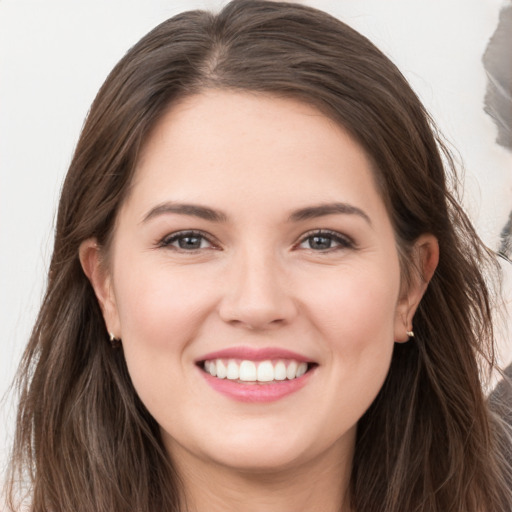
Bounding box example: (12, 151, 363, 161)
(197, 347, 317, 402)
(203, 358, 309, 382)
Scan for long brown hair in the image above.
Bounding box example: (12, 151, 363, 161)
(5, 1, 512, 510)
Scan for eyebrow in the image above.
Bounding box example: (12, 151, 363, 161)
(141, 202, 228, 224)
(141, 201, 371, 226)
(288, 203, 372, 225)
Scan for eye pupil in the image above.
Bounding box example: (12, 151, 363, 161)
(179, 236, 202, 249)
(309, 235, 332, 250)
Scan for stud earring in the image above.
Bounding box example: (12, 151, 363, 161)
(109, 332, 121, 348)
(406, 330, 415, 338)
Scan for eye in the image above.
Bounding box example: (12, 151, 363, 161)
(159, 230, 216, 251)
(297, 230, 354, 251)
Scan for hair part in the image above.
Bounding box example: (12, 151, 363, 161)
(5, 1, 512, 511)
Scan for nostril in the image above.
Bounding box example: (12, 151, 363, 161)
(217, 270, 298, 329)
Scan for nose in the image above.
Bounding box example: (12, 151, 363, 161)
(218, 249, 298, 330)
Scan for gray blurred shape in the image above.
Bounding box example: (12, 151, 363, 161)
(483, 2, 512, 150)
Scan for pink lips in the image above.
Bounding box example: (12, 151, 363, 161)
(198, 346, 311, 363)
(197, 346, 315, 403)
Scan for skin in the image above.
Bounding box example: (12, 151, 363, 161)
(81, 91, 438, 512)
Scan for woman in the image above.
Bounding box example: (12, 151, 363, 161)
(5, 1, 512, 511)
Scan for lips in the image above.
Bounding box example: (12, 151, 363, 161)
(198, 346, 311, 363)
(196, 347, 316, 402)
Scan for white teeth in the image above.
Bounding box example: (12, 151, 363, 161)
(257, 360, 275, 382)
(286, 361, 298, 380)
(296, 362, 307, 378)
(203, 358, 310, 382)
(274, 361, 287, 381)
(227, 360, 239, 380)
(216, 359, 227, 379)
(239, 360, 257, 381)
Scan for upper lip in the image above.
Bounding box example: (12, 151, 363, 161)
(197, 346, 313, 363)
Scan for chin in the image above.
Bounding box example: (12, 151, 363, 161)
(163, 421, 322, 474)
(208, 444, 311, 474)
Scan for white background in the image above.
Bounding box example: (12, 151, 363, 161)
(1, 0, 511, 484)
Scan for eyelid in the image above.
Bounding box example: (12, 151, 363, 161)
(295, 229, 355, 250)
(157, 229, 220, 250)
(155, 228, 354, 252)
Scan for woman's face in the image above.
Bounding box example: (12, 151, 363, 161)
(87, 91, 423, 474)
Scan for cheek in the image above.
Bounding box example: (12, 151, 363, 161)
(113, 260, 215, 347)
(306, 262, 400, 345)
(110, 260, 219, 421)
(305, 263, 399, 405)
(109, 257, 220, 410)
(304, 280, 397, 436)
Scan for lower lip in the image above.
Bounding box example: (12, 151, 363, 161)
(199, 368, 313, 403)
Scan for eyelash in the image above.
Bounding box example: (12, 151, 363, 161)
(158, 230, 219, 252)
(157, 229, 354, 253)
(296, 229, 354, 252)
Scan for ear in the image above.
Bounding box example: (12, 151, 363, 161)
(79, 238, 121, 338)
(394, 234, 439, 343)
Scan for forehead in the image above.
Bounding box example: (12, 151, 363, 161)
(126, 90, 386, 222)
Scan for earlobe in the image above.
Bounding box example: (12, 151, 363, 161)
(79, 239, 121, 337)
(394, 234, 439, 343)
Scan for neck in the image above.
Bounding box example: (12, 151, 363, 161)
(171, 441, 354, 512)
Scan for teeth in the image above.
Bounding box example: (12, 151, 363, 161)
(296, 362, 307, 378)
(239, 360, 257, 381)
(203, 358, 310, 382)
(257, 360, 275, 382)
(216, 359, 227, 379)
(286, 361, 298, 380)
(227, 360, 239, 380)
(274, 361, 287, 381)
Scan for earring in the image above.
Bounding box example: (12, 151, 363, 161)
(406, 330, 415, 338)
(109, 332, 121, 348)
